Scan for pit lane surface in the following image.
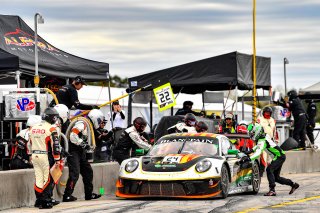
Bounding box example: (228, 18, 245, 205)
(4, 172, 320, 213)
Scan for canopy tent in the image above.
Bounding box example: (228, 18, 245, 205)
(0, 15, 109, 80)
(127, 51, 271, 125)
(300, 82, 320, 100)
(128, 51, 271, 94)
(0, 48, 18, 72)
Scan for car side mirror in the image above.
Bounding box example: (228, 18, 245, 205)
(135, 149, 145, 156)
(225, 149, 239, 158)
(227, 149, 239, 155)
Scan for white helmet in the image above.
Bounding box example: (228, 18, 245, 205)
(88, 109, 105, 129)
(53, 104, 70, 124)
(239, 120, 248, 126)
(26, 115, 42, 127)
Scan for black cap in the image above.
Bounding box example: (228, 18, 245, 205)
(74, 76, 87, 85)
(112, 101, 120, 106)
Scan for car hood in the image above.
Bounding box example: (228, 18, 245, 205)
(141, 154, 222, 172)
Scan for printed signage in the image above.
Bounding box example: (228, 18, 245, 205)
(153, 83, 176, 112)
(16, 98, 35, 111)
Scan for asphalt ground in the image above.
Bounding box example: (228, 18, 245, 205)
(4, 172, 320, 213)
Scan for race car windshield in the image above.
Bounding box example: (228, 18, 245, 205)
(148, 137, 220, 157)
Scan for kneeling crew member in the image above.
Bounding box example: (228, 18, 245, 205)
(113, 117, 151, 164)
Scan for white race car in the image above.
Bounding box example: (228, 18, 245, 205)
(116, 133, 260, 199)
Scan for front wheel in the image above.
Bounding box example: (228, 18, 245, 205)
(219, 164, 230, 198)
(251, 161, 261, 194)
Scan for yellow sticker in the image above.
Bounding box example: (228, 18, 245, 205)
(153, 82, 176, 112)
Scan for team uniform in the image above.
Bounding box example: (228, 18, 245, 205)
(113, 125, 152, 164)
(167, 122, 197, 134)
(242, 124, 299, 196)
(63, 109, 103, 202)
(29, 120, 61, 208)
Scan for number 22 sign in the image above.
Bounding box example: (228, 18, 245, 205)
(153, 83, 176, 112)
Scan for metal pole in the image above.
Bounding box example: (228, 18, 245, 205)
(284, 58, 288, 94)
(34, 13, 44, 88)
(150, 93, 153, 129)
(252, 0, 257, 123)
(106, 72, 113, 129)
(235, 86, 238, 122)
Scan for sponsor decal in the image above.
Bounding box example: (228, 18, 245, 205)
(155, 164, 177, 168)
(31, 129, 46, 134)
(4, 29, 68, 58)
(159, 138, 217, 144)
(16, 98, 35, 111)
(280, 108, 291, 118)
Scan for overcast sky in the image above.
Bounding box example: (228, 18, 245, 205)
(1, 0, 319, 91)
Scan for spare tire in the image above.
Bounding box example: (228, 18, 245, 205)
(280, 137, 299, 151)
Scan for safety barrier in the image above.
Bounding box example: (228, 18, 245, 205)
(0, 162, 119, 211)
(281, 149, 320, 174)
(0, 150, 319, 210)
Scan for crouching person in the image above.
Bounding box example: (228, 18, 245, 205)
(113, 117, 151, 164)
(63, 109, 103, 202)
(240, 123, 299, 196)
(29, 108, 61, 209)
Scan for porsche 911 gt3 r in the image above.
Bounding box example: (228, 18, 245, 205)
(116, 133, 260, 199)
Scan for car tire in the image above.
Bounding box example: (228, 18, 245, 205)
(250, 161, 261, 194)
(219, 164, 230, 198)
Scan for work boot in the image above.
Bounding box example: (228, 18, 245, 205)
(39, 200, 53, 209)
(264, 191, 276, 196)
(289, 183, 300, 194)
(34, 199, 41, 208)
(85, 193, 101, 200)
(63, 195, 77, 202)
(51, 199, 60, 206)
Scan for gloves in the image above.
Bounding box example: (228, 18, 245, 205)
(80, 141, 91, 150)
(240, 155, 251, 163)
(82, 135, 88, 142)
(239, 156, 251, 169)
(243, 149, 253, 155)
(182, 128, 188, 133)
(106, 131, 113, 138)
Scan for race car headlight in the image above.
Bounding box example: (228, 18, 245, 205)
(125, 160, 139, 173)
(195, 159, 212, 173)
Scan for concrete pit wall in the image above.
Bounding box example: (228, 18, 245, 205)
(0, 162, 119, 211)
(0, 150, 320, 210)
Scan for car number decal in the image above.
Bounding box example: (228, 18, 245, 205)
(162, 156, 182, 163)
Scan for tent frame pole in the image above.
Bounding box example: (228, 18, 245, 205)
(106, 72, 113, 129)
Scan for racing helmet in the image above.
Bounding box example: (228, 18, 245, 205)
(247, 123, 265, 141)
(239, 120, 248, 127)
(133, 117, 147, 133)
(287, 90, 298, 99)
(195, 121, 208, 133)
(26, 115, 42, 127)
(88, 109, 105, 129)
(184, 113, 197, 127)
(262, 107, 272, 119)
(42, 107, 59, 124)
(53, 104, 70, 124)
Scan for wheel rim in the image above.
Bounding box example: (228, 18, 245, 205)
(221, 166, 229, 193)
(252, 164, 260, 191)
